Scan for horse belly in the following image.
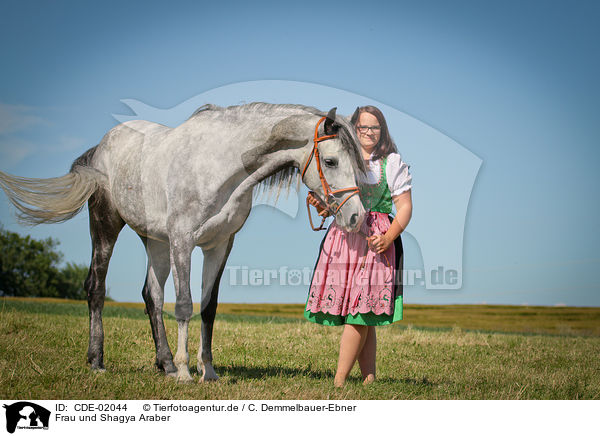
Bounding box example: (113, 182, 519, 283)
(113, 179, 169, 241)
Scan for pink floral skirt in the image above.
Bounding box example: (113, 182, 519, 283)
(306, 211, 396, 317)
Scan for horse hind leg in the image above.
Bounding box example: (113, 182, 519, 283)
(140, 237, 177, 376)
(198, 235, 235, 382)
(85, 191, 125, 371)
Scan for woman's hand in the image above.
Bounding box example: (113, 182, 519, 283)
(367, 233, 392, 254)
(307, 191, 331, 217)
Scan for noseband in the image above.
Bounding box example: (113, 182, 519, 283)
(301, 117, 360, 231)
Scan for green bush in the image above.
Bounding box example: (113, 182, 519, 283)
(0, 226, 88, 299)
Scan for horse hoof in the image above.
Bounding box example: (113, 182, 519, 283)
(91, 367, 106, 374)
(176, 372, 193, 383)
(199, 363, 219, 382)
(200, 374, 219, 383)
(89, 361, 106, 372)
(158, 361, 177, 375)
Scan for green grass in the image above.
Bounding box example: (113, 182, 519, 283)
(0, 297, 599, 399)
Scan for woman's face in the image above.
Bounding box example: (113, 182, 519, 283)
(356, 112, 381, 154)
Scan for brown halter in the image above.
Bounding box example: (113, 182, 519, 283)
(301, 116, 360, 231)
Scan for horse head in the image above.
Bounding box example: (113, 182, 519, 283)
(301, 107, 366, 232)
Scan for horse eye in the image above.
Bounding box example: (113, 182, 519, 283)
(323, 158, 338, 168)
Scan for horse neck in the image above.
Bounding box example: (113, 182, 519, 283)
(238, 114, 315, 186)
(240, 144, 306, 191)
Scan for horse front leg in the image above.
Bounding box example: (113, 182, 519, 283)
(198, 235, 235, 382)
(169, 236, 195, 383)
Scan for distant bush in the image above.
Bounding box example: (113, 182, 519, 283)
(0, 226, 89, 300)
(55, 261, 89, 300)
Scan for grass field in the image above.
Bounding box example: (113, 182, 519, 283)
(0, 297, 599, 399)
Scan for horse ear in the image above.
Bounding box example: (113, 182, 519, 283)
(324, 107, 337, 135)
(349, 106, 360, 124)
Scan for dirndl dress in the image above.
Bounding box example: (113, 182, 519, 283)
(304, 156, 404, 326)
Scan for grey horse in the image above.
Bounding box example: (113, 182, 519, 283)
(0, 102, 366, 382)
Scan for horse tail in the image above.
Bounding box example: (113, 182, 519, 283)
(0, 145, 107, 225)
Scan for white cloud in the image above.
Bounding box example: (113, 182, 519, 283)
(0, 103, 48, 134)
(0, 103, 87, 168)
(51, 135, 87, 152)
(0, 137, 37, 167)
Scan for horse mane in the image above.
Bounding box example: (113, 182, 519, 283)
(189, 102, 366, 204)
(188, 102, 323, 118)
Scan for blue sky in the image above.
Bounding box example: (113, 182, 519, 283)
(1, 0, 598, 306)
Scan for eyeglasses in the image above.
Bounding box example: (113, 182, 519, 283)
(356, 125, 381, 133)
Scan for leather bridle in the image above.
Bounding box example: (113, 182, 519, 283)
(301, 116, 360, 231)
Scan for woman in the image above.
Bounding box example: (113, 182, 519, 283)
(304, 105, 413, 387)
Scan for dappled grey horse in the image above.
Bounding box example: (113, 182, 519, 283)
(0, 103, 366, 382)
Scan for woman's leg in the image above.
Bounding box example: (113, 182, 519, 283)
(358, 326, 376, 384)
(334, 324, 368, 387)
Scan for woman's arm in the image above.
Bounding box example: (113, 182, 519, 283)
(368, 190, 412, 253)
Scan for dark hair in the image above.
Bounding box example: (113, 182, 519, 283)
(350, 105, 397, 161)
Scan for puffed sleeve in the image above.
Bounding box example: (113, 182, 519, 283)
(386, 153, 412, 196)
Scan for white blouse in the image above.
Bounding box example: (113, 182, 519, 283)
(360, 152, 412, 197)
